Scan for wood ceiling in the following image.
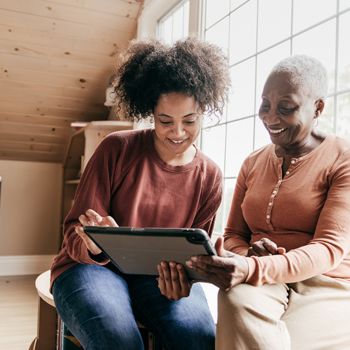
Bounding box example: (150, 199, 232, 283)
(0, 0, 143, 163)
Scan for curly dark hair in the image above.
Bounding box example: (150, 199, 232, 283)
(114, 37, 230, 121)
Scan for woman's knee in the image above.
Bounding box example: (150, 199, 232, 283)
(52, 264, 143, 349)
(218, 284, 256, 314)
(219, 283, 287, 315)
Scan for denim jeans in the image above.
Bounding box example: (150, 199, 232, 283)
(52, 264, 215, 350)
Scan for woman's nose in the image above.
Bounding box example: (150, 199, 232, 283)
(259, 110, 279, 124)
(172, 123, 186, 136)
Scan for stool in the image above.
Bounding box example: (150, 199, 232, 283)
(29, 270, 58, 350)
(29, 270, 163, 350)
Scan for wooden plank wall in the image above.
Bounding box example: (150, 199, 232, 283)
(0, 0, 143, 162)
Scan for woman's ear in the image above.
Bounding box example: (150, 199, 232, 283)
(314, 98, 325, 117)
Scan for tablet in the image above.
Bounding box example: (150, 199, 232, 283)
(84, 226, 217, 280)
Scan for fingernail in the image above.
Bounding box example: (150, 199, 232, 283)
(191, 256, 198, 262)
(186, 261, 193, 268)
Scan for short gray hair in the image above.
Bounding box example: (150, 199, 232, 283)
(269, 54, 328, 99)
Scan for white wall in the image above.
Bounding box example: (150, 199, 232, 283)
(0, 160, 62, 256)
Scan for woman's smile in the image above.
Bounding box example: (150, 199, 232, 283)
(267, 127, 287, 135)
(168, 138, 189, 144)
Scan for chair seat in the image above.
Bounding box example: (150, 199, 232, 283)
(35, 270, 55, 307)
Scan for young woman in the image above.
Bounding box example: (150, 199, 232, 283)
(51, 38, 230, 350)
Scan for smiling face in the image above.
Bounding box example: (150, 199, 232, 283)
(258, 71, 324, 155)
(153, 92, 202, 165)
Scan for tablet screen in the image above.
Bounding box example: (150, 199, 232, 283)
(84, 227, 216, 280)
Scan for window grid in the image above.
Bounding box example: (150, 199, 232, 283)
(201, 0, 350, 233)
(157, 0, 189, 44)
(333, 0, 340, 134)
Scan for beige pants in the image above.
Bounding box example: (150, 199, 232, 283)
(216, 275, 350, 350)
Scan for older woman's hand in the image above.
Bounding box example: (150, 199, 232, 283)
(157, 261, 191, 300)
(186, 237, 249, 292)
(75, 209, 118, 255)
(248, 237, 286, 257)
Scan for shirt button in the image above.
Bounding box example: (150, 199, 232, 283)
(273, 190, 277, 194)
(291, 159, 296, 164)
(286, 171, 290, 175)
(268, 202, 272, 206)
(266, 215, 270, 219)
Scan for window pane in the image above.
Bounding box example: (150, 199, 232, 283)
(256, 41, 290, 111)
(213, 198, 225, 234)
(223, 178, 236, 228)
(159, 17, 172, 44)
(201, 124, 226, 171)
(205, 0, 230, 28)
(227, 58, 256, 121)
(293, 0, 336, 34)
(292, 19, 336, 93)
(205, 17, 230, 58)
(338, 12, 350, 91)
(254, 116, 271, 149)
(257, 0, 291, 51)
(230, 0, 247, 11)
(339, 0, 350, 11)
(183, 0, 189, 37)
(214, 178, 237, 235)
(318, 96, 334, 135)
(172, 6, 185, 42)
(225, 118, 254, 177)
(158, 1, 189, 45)
(229, 0, 257, 64)
(337, 93, 350, 140)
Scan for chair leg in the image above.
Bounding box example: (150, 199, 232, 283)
(34, 296, 57, 350)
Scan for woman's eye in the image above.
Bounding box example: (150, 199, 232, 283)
(184, 120, 196, 124)
(259, 105, 269, 113)
(279, 106, 297, 115)
(159, 121, 172, 125)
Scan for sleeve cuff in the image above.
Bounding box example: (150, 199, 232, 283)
(244, 256, 259, 285)
(79, 242, 110, 265)
(88, 251, 110, 264)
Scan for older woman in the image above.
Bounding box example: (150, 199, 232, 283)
(188, 55, 350, 350)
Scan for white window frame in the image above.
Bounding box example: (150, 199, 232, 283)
(137, 0, 203, 40)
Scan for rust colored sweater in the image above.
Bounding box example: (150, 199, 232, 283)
(225, 135, 350, 286)
(51, 129, 222, 287)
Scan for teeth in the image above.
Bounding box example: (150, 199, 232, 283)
(269, 128, 286, 134)
(171, 139, 185, 144)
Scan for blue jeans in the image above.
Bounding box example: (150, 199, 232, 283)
(52, 264, 215, 350)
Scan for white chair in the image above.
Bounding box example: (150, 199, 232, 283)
(29, 270, 58, 350)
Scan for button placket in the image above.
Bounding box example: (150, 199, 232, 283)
(266, 176, 282, 226)
(284, 158, 299, 178)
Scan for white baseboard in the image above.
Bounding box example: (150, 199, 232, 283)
(0, 255, 55, 276)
